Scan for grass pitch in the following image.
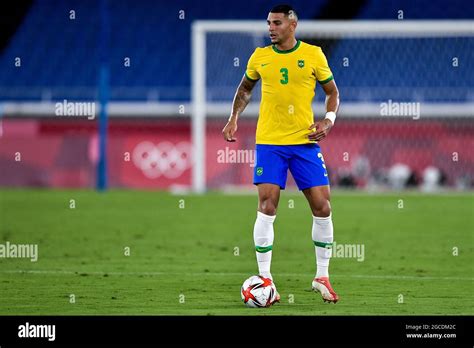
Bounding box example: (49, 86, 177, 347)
(0, 189, 472, 315)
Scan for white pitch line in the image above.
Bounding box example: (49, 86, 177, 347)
(0, 269, 472, 281)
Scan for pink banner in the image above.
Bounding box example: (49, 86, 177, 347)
(0, 118, 473, 189)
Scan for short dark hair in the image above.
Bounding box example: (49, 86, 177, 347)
(270, 4, 298, 20)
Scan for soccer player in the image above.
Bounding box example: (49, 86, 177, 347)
(222, 4, 340, 304)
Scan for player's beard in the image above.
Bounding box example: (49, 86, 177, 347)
(270, 33, 289, 45)
(270, 33, 279, 44)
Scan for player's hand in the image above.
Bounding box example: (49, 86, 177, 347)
(222, 119, 238, 142)
(308, 119, 333, 142)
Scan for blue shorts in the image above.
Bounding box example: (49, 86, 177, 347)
(253, 144, 329, 190)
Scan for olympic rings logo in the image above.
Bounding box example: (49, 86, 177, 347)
(132, 141, 192, 179)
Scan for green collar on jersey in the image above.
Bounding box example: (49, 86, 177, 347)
(272, 39, 301, 54)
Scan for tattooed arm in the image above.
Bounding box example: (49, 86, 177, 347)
(222, 76, 258, 142)
(307, 79, 340, 142)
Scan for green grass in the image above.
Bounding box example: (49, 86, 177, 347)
(0, 189, 472, 315)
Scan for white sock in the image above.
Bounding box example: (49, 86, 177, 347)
(253, 211, 275, 280)
(312, 214, 333, 278)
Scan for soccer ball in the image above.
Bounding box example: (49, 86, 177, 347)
(241, 275, 277, 308)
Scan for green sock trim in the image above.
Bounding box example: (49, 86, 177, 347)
(314, 241, 333, 249)
(255, 245, 273, 253)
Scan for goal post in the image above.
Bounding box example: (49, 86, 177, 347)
(191, 20, 474, 193)
(192, 22, 207, 194)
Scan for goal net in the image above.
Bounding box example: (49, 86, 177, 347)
(192, 20, 474, 193)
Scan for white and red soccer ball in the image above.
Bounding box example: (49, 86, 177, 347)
(241, 275, 277, 308)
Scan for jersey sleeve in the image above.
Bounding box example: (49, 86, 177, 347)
(314, 47, 334, 84)
(244, 49, 260, 81)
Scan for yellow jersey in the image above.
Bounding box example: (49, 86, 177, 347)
(245, 40, 333, 145)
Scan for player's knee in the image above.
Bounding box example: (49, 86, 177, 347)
(312, 200, 331, 217)
(259, 198, 277, 216)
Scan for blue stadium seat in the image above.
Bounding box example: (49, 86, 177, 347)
(0, 0, 471, 102)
